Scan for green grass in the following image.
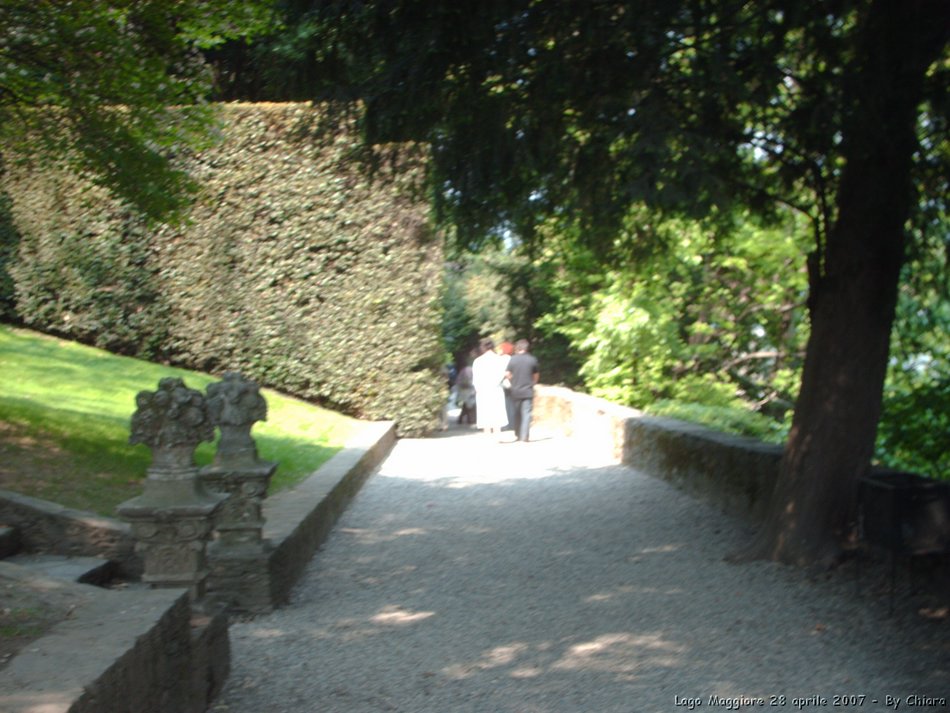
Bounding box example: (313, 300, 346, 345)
(0, 607, 47, 639)
(0, 325, 360, 515)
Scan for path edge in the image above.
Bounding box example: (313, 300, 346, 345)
(263, 420, 396, 607)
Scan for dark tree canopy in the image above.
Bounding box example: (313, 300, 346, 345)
(242, 1, 946, 249)
(0, 0, 275, 221)
(254, 0, 949, 564)
(3, 0, 946, 565)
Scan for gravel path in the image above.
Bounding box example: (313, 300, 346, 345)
(213, 427, 949, 713)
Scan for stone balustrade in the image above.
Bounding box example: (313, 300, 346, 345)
(200, 372, 279, 613)
(118, 378, 227, 602)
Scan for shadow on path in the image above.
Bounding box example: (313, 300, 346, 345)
(215, 427, 950, 713)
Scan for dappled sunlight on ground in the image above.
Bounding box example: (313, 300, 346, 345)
(247, 628, 288, 640)
(583, 584, 685, 602)
(553, 632, 685, 676)
(440, 631, 685, 683)
(369, 605, 436, 626)
(217, 427, 950, 712)
(442, 642, 532, 678)
(634, 543, 685, 555)
(337, 526, 434, 545)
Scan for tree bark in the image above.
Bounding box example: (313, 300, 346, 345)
(744, 0, 949, 565)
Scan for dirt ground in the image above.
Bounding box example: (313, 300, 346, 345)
(0, 570, 89, 671)
(0, 422, 97, 671)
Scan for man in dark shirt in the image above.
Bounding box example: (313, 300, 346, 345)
(505, 339, 540, 442)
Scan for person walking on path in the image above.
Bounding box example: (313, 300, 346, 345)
(472, 338, 509, 438)
(505, 338, 539, 442)
(498, 340, 516, 431)
(455, 350, 478, 425)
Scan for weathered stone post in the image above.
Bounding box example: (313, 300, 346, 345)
(118, 377, 227, 601)
(200, 372, 278, 612)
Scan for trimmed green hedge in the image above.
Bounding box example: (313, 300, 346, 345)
(2, 103, 445, 435)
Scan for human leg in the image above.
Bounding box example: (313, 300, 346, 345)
(518, 398, 533, 442)
(511, 397, 523, 439)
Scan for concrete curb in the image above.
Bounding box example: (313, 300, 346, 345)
(0, 562, 208, 713)
(265, 420, 397, 607)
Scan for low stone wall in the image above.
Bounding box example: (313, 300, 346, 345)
(623, 415, 784, 521)
(0, 418, 396, 711)
(0, 491, 140, 576)
(0, 419, 397, 607)
(0, 562, 226, 713)
(265, 420, 397, 607)
(534, 386, 635, 461)
(533, 385, 784, 522)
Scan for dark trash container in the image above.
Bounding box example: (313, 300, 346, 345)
(859, 470, 950, 556)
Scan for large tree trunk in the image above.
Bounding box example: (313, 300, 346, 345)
(746, 0, 949, 566)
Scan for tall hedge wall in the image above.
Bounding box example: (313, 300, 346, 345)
(1, 103, 445, 435)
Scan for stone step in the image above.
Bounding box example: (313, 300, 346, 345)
(4, 553, 117, 586)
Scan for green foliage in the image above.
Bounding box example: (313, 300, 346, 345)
(0, 191, 20, 321)
(646, 400, 789, 444)
(2, 104, 445, 436)
(440, 244, 582, 384)
(0, 325, 359, 514)
(262, 2, 943, 255)
(0, 1, 274, 222)
(8, 197, 168, 356)
(537, 207, 810, 428)
(877, 371, 950, 480)
(441, 261, 480, 363)
(266, 3, 949, 502)
(876, 225, 950, 480)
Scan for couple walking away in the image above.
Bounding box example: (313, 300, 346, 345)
(472, 338, 539, 442)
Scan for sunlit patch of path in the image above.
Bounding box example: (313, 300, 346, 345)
(214, 425, 949, 713)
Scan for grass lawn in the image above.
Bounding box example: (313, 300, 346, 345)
(0, 325, 360, 516)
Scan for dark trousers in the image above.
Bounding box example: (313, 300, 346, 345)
(504, 390, 515, 430)
(512, 397, 534, 442)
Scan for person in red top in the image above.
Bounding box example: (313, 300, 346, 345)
(498, 340, 515, 430)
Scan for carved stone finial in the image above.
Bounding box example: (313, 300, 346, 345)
(206, 372, 267, 425)
(206, 372, 267, 468)
(129, 377, 214, 469)
(120, 377, 225, 601)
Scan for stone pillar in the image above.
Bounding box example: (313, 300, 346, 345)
(200, 373, 278, 613)
(118, 378, 226, 601)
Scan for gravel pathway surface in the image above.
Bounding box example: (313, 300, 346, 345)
(213, 427, 949, 713)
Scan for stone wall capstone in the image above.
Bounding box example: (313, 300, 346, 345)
(532, 385, 784, 521)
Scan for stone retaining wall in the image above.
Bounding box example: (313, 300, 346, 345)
(533, 385, 784, 521)
(0, 562, 226, 713)
(0, 420, 397, 606)
(0, 491, 140, 576)
(265, 421, 397, 607)
(0, 419, 395, 712)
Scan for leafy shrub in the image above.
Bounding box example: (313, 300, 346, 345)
(2, 103, 444, 435)
(0, 191, 21, 321)
(646, 399, 789, 444)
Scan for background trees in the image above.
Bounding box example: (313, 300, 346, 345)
(257, 0, 948, 565)
(537, 207, 809, 438)
(0, 0, 274, 221)
(3, 0, 947, 565)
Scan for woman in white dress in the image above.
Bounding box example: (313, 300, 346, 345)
(471, 338, 509, 436)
